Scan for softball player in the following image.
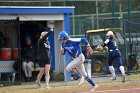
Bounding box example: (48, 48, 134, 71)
(58, 31, 98, 91)
(97, 31, 126, 82)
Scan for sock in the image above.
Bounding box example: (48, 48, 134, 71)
(70, 69, 81, 79)
(119, 66, 125, 75)
(45, 74, 50, 86)
(109, 66, 116, 77)
(85, 76, 95, 86)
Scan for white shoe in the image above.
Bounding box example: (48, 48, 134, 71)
(122, 74, 126, 82)
(91, 84, 98, 92)
(46, 85, 51, 89)
(36, 81, 41, 88)
(78, 76, 84, 86)
(111, 76, 117, 80)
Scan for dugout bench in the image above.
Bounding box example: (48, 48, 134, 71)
(0, 61, 17, 83)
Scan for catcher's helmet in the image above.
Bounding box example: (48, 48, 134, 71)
(106, 31, 114, 36)
(58, 31, 69, 40)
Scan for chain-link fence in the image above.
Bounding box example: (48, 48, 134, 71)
(76, 16, 140, 74)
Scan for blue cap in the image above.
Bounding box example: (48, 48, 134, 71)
(25, 35, 31, 41)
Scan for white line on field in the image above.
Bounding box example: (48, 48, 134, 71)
(97, 87, 140, 93)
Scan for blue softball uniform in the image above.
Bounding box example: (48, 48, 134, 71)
(104, 38, 122, 67)
(61, 38, 89, 58)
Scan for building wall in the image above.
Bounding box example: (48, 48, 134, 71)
(54, 20, 65, 73)
(0, 21, 18, 48)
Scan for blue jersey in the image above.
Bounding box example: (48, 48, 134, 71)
(104, 38, 118, 51)
(61, 38, 89, 58)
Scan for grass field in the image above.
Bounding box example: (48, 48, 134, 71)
(0, 73, 140, 93)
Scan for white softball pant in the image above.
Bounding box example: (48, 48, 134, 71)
(22, 61, 34, 77)
(66, 53, 88, 77)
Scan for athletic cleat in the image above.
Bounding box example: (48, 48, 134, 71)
(111, 76, 117, 80)
(36, 81, 41, 88)
(122, 74, 126, 82)
(78, 76, 84, 86)
(91, 84, 98, 92)
(46, 85, 51, 89)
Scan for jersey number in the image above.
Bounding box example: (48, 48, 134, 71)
(114, 41, 116, 46)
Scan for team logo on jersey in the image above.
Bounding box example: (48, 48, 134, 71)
(64, 46, 74, 53)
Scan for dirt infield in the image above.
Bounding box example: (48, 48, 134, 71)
(0, 73, 140, 93)
(96, 87, 140, 93)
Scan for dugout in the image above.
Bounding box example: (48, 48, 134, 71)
(0, 6, 74, 83)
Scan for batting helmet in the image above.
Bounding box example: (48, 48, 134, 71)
(106, 31, 114, 36)
(58, 31, 69, 40)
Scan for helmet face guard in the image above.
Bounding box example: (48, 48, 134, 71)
(58, 36, 68, 40)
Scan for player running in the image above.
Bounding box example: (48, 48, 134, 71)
(96, 31, 126, 82)
(58, 31, 98, 92)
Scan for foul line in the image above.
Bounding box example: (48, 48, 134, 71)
(97, 87, 140, 93)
